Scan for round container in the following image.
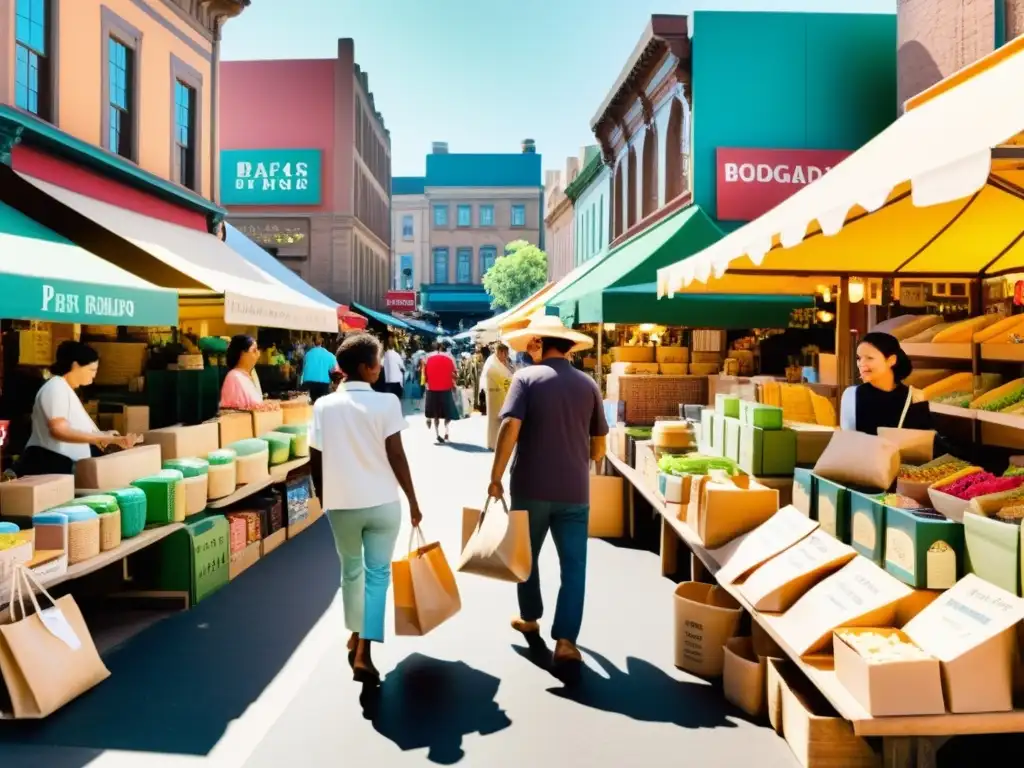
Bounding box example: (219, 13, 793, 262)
(109, 487, 147, 538)
(98, 510, 122, 551)
(163, 458, 210, 478)
(61, 505, 101, 564)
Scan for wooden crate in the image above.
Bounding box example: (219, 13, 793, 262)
(606, 375, 708, 426)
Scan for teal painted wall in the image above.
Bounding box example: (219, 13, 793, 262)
(691, 11, 897, 230)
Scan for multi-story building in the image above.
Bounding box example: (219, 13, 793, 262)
(543, 155, 578, 281)
(390, 176, 428, 295)
(220, 38, 392, 308)
(391, 140, 542, 328)
(564, 145, 609, 269)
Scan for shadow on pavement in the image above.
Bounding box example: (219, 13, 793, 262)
(512, 643, 737, 730)
(0, 518, 339, 761)
(441, 441, 491, 454)
(361, 653, 511, 765)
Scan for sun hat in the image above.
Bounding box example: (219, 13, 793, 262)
(500, 313, 593, 354)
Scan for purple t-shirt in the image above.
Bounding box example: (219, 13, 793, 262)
(499, 358, 609, 505)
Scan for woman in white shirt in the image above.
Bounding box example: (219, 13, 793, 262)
(18, 341, 136, 476)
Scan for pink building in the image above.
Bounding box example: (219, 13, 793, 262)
(220, 38, 391, 307)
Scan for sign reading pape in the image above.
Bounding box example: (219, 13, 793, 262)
(224, 293, 336, 333)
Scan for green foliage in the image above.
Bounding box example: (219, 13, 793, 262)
(482, 240, 548, 310)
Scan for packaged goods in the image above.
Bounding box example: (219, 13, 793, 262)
(274, 424, 310, 457)
(903, 322, 954, 343)
(651, 421, 695, 451)
(65, 495, 119, 515)
(53, 506, 100, 564)
(609, 362, 659, 376)
(882, 493, 924, 509)
(657, 454, 738, 476)
(836, 630, 933, 662)
(931, 315, 999, 342)
(259, 432, 292, 466)
(610, 346, 654, 363)
(974, 315, 1024, 343)
(0, 475, 75, 518)
(227, 439, 271, 485)
(207, 449, 238, 499)
(655, 346, 688, 364)
(971, 378, 1024, 412)
(890, 315, 943, 341)
(108, 487, 147, 538)
(162, 457, 209, 477)
(132, 471, 183, 525)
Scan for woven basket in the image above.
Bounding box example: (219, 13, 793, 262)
(606, 375, 709, 426)
(69, 517, 101, 564)
(99, 510, 122, 551)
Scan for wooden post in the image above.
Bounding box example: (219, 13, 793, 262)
(596, 323, 604, 390)
(836, 276, 853, 403)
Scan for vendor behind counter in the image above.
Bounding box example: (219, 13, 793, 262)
(219, 335, 264, 411)
(840, 332, 932, 436)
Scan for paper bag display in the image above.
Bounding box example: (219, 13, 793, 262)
(710, 506, 819, 584)
(0, 567, 110, 718)
(392, 528, 461, 637)
(588, 474, 625, 538)
(739, 530, 857, 612)
(723, 637, 767, 717)
(877, 427, 935, 465)
(813, 430, 899, 491)
(672, 582, 742, 677)
(903, 574, 1024, 713)
(694, 474, 779, 549)
(772, 556, 912, 656)
(458, 499, 532, 583)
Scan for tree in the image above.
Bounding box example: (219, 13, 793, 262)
(483, 240, 548, 310)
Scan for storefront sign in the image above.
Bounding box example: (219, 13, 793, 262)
(230, 218, 310, 250)
(385, 291, 417, 311)
(220, 149, 323, 206)
(1, 275, 179, 326)
(224, 292, 337, 334)
(716, 148, 852, 221)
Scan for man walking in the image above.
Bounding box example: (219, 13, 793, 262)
(300, 336, 338, 403)
(424, 341, 457, 443)
(486, 315, 608, 675)
(381, 337, 406, 403)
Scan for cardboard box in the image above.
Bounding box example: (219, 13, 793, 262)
(964, 511, 1020, 596)
(710, 505, 819, 584)
(773, 556, 913, 656)
(658, 473, 688, 504)
(75, 444, 162, 491)
(229, 540, 261, 580)
(672, 582, 742, 677)
(589, 474, 624, 538)
(281, 403, 312, 425)
(766, 658, 785, 733)
(143, 422, 220, 461)
(153, 514, 229, 606)
(739, 530, 857, 612)
(849, 491, 885, 566)
(785, 422, 836, 466)
(833, 627, 945, 717)
(635, 440, 659, 494)
(723, 637, 766, 717)
(738, 425, 796, 477)
(90, 342, 148, 386)
(895, 588, 943, 626)
(792, 468, 816, 518)
(261, 527, 287, 556)
(904, 574, 1024, 713)
(219, 412, 254, 447)
(252, 409, 284, 436)
(815, 476, 851, 543)
(723, 417, 742, 462)
(885, 506, 963, 590)
(97, 403, 150, 436)
(0, 474, 75, 518)
(693, 474, 779, 549)
(752, 619, 785, 659)
(739, 401, 783, 430)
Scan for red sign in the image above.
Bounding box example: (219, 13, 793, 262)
(716, 148, 852, 222)
(385, 291, 416, 311)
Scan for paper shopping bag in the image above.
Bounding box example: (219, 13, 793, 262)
(458, 498, 532, 583)
(877, 427, 936, 464)
(0, 566, 110, 718)
(393, 528, 462, 636)
(813, 430, 900, 491)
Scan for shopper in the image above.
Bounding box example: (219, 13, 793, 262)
(487, 315, 608, 676)
(309, 333, 422, 686)
(841, 331, 933, 435)
(299, 336, 338, 403)
(382, 337, 406, 402)
(17, 341, 137, 476)
(220, 335, 264, 410)
(480, 342, 514, 450)
(424, 341, 457, 443)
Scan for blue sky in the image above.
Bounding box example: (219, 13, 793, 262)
(222, 0, 895, 178)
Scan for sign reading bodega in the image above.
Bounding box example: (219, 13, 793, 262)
(220, 149, 323, 206)
(41, 284, 135, 319)
(716, 148, 852, 222)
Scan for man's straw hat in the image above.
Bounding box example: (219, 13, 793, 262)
(500, 313, 593, 354)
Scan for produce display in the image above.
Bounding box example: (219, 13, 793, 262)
(970, 378, 1024, 412)
(974, 314, 1024, 343)
(931, 314, 998, 342)
(920, 372, 1001, 402)
(903, 322, 953, 343)
(882, 493, 924, 509)
(994, 504, 1024, 524)
(889, 314, 943, 341)
(932, 392, 973, 408)
(658, 454, 738, 476)
(1005, 466, 1024, 478)
(837, 631, 933, 663)
(898, 457, 970, 484)
(938, 471, 1024, 500)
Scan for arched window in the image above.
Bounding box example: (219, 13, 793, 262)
(665, 98, 686, 202)
(626, 145, 637, 229)
(613, 161, 624, 238)
(642, 125, 659, 217)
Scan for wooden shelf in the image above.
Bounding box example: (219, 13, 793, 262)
(901, 343, 971, 361)
(206, 477, 274, 509)
(604, 455, 1024, 739)
(270, 456, 309, 482)
(927, 403, 975, 419)
(981, 344, 1024, 363)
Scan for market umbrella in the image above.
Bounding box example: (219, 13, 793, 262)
(337, 304, 368, 332)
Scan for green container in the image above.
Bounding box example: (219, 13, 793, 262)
(964, 512, 1020, 595)
(154, 514, 230, 605)
(260, 432, 292, 465)
(64, 494, 119, 515)
(723, 417, 742, 462)
(133, 471, 182, 525)
(886, 506, 964, 589)
(208, 449, 237, 466)
(163, 457, 209, 478)
(792, 468, 817, 519)
(715, 393, 739, 418)
(229, 438, 270, 457)
(738, 425, 796, 477)
(109, 487, 147, 538)
(268, 430, 308, 459)
(739, 401, 784, 430)
(849, 490, 886, 565)
(700, 409, 716, 452)
(816, 476, 851, 543)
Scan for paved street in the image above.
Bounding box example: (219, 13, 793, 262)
(0, 412, 797, 768)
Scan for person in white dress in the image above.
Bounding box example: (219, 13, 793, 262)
(480, 343, 514, 450)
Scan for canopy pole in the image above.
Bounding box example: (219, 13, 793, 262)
(596, 323, 604, 391)
(836, 276, 853, 405)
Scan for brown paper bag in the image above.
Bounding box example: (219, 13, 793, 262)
(0, 566, 110, 719)
(392, 528, 461, 637)
(459, 498, 532, 583)
(813, 430, 899, 490)
(589, 472, 625, 538)
(877, 427, 935, 465)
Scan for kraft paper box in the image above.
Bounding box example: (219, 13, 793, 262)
(692, 474, 778, 549)
(773, 556, 912, 656)
(97, 404, 150, 436)
(739, 529, 857, 613)
(75, 444, 161, 491)
(723, 417, 742, 463)
(904, 574, 1024, 713)
(885, 506, 963, 590)
(219, 412, 254, 447)
(711, 505, 819, 584)
(143, 423, 219, 461)
(738, 424, 796, 477)
(833, 627, 945, 717)
(963, 511, 1020, 596)
(0, 474, 74, 518)
(785, 421, 836, 466)
(723, 637, 766, 717)
(792, 468, 816, 518)
(252, 409, 284, 436)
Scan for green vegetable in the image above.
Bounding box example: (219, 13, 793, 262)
(1005, 466, 1024, 478)
(658, 453, 739, 476)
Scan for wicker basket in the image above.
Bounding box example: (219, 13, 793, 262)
(607, 375, 709, 426)
(99, 510, 122, 551)
(68, 515, 101, 564)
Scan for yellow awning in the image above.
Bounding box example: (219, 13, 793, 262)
(475, 281, 555, 334)
(658, 34, 1024, 296)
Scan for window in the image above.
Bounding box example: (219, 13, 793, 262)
(433, 247, 449, 283)
(456, 248, 472, 283)
(399, 254, 414, 289)
(457, 205, 471, 227)
(511, 204, 526, 227)
(14, 0, 52, 120)
(480, 246, 497, 276)
(433, 205, 448, 227)
(173, 79, 196, 189)
(479, 205, 494, 226)
(107, 38, 135, 159)
(402, 215, 414, 240)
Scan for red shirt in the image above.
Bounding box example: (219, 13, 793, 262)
(424, 353, 456, 391)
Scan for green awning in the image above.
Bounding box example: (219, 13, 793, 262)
(351, 302, 411, 331)
(547, 204, 725, 324)
(0, 201, 178, 326)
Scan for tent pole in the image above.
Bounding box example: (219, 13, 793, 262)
(596, 323, 604, 391)
(836, 276, 853, 406)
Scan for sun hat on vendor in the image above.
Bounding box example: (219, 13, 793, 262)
(500, 313, 593, 354)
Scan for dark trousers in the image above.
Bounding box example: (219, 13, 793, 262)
(301, 381, 332, 403)
(384, 382, 404, 401)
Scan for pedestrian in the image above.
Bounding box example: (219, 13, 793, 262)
(381, 336, 406, 403)
(423, 341, 457, 443)
(486, 315, 608, 675)
(299, 336, 338, 403)
(309, 333, 423, 685)
(480, 342, 513, 450)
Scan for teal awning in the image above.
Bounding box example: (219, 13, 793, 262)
(351, 302, 410, 330)
(0, 201, 178, 325)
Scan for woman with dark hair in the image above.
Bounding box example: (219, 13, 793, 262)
(220, 334, 264, 411)
(17, 341, 137, 476)
(840, 331, 933, 435)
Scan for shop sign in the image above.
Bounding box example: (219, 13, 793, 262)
(224, 292, 337, 334)
(1, 275, 178, 326)
(220, 149, 323, 206)
(230, 218, 310, 252)
(716, 148, 852, 221)
(385, 291, 417, 311)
